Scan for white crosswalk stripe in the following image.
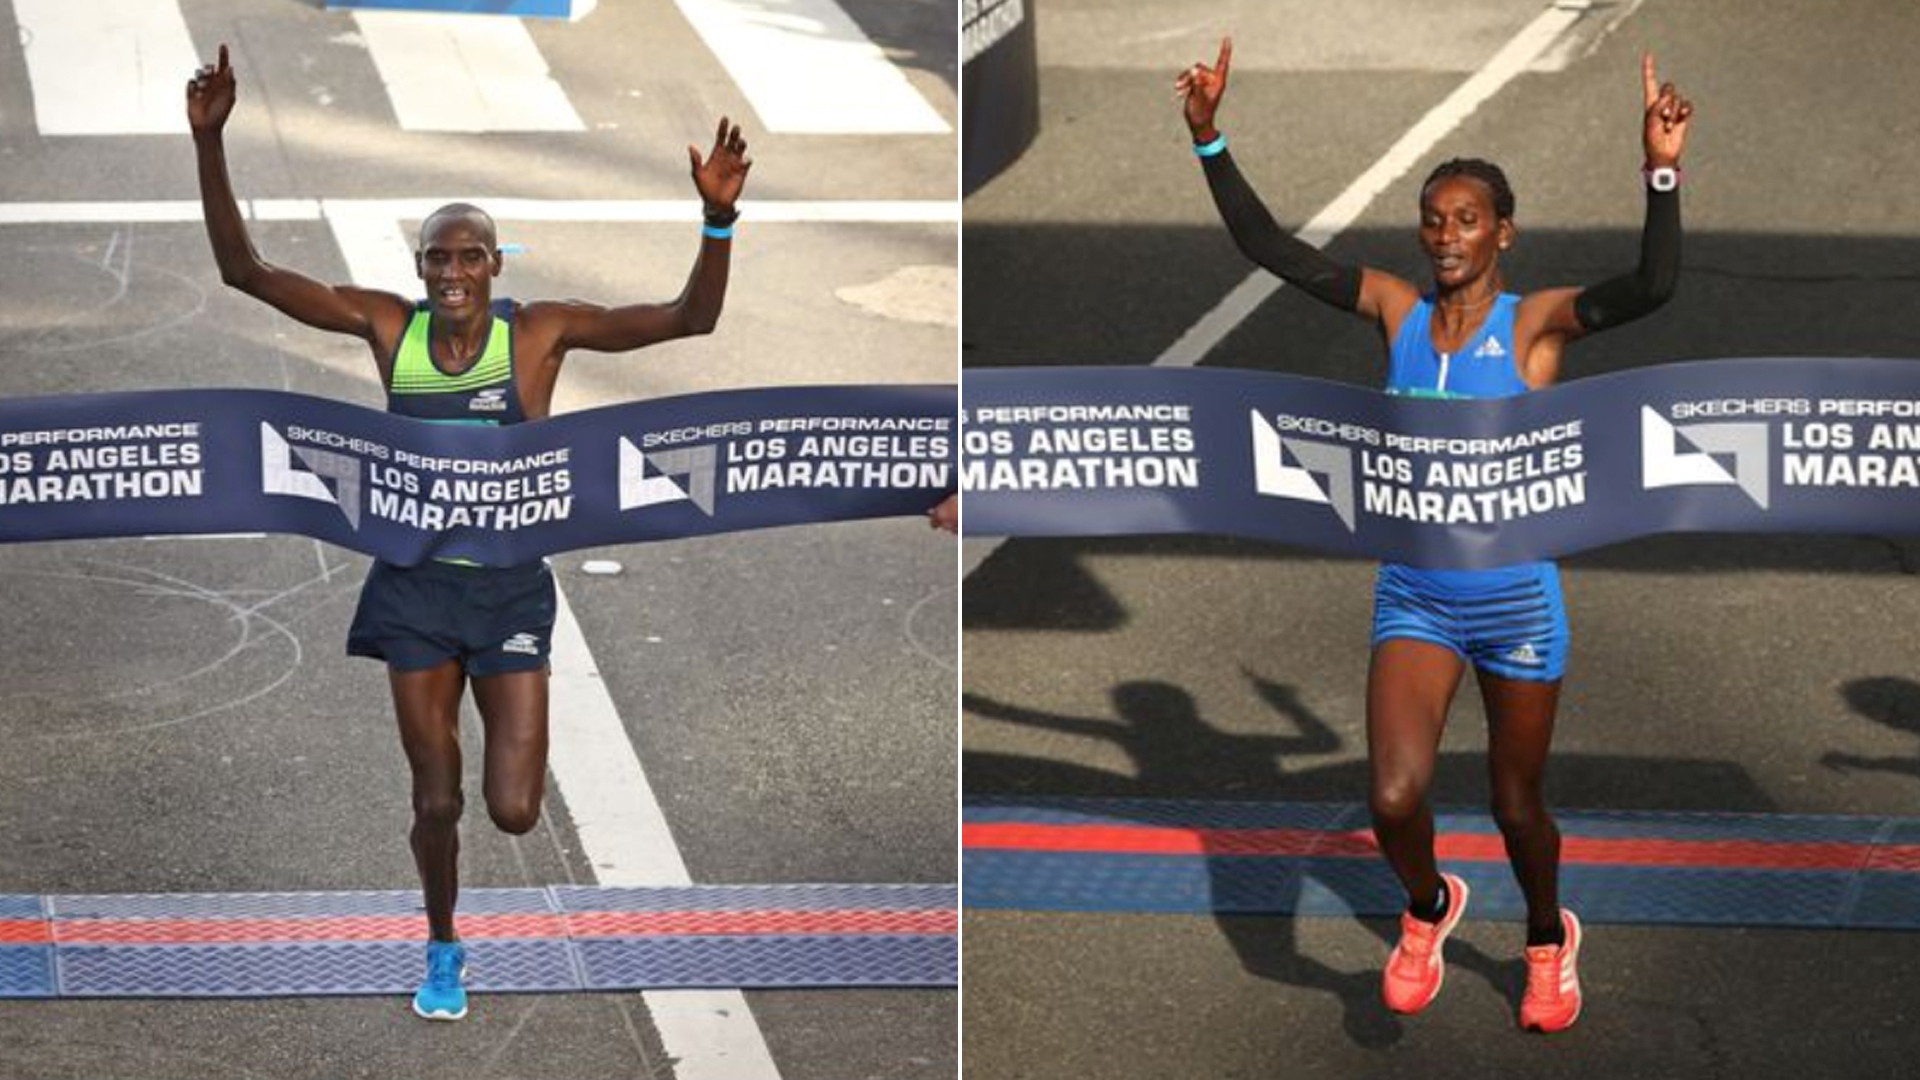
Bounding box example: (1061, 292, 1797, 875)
(13, 0, 198, 135)
(352, 10, 586, 132)
(672, 0, 951, 134)
(6, 0, 946, 138)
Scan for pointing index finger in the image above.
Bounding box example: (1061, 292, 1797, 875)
(1217, 36, 1233, 81)
(1641, 51, 1658, 108)
(218, 43, 230, 75)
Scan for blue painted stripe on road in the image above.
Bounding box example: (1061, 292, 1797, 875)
(50, 887, 558, 919)
(0, 947, 54, 997)
(553, 884, 956, 913)
(963, 848, 1920, 930)
(576, 934, 958, 989)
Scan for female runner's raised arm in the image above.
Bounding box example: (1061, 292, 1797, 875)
(1176, 37, 1419, 332)
(1514, 54, 1693, 384)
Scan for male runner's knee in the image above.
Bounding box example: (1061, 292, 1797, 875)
(413, 789, 465, 828)
(486, 796, 542, 835)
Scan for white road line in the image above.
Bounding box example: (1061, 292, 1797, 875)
(353, 10, 586, 133)
(1158, 0, 1591, 368)
(548, 590, 783, 1080)
(672, 0, 950, 135)
(323, 208, 421, 300)
(959, 0, 1592, 577)
(11, 0, 198, 136)
(329, 206, 782, 1080)
(0, 199, 956, 225)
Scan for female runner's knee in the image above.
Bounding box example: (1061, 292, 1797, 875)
(1369, 777, 1428, 829)
(1489, 785, 1551, 838)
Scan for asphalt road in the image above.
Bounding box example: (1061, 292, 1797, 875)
(962, 1, 1920, 1077)
(0, 2, 957, 1079)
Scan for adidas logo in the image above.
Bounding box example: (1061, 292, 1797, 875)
(501, 632, 541, 655)
(1504, 642, 1543, 666)
(469, 387, 509, 412)
(1473, 337, 1507, 359)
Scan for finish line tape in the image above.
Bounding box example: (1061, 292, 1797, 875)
(961, 358, 1920, 568)
(0, 384, 954, 564)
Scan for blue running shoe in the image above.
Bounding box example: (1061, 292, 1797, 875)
(411, 940, 468, 1021)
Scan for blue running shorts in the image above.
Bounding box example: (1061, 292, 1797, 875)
(1371, 561, 1568, 682)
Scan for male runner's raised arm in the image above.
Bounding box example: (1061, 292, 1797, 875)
(188, 45, 411, 369)
(521, 119, 753, 355)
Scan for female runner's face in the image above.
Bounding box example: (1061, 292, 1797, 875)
(1418, 176, 1512, 292)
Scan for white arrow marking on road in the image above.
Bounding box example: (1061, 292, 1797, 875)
(673, 0, 951, 134)
(12, 0, 199, 135)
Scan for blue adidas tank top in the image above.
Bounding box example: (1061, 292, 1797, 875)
(1386, 293, 1527, 400)
(1383, 292, 1548, 581)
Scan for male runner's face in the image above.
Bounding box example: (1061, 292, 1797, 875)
(1418, 177, 1511, 292)
(415, 216, 500, 316)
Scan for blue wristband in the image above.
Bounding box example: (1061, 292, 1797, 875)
(1193, 133, 1228, 158)
(702, 223, 734, 240)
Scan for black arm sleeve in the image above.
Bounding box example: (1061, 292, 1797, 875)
(1573, 186, 1680, 331)
(1201, 148, 1362, 311)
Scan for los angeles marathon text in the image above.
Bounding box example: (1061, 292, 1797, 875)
(1275, 413, 1586, 524)
(644, 416, 951, 493)
(1668, 398, 1920, 489)
(0, 422, 203, 504)
(960, 404, 1201, 491)
(285, 425, 574, 530)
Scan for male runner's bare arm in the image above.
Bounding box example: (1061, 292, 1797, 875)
(188, 45, 408, 353)
(530, 119, 754, 354)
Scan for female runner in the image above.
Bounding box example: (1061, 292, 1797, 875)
(1177, 38, 1691, 1031)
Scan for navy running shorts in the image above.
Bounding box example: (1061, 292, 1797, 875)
(1370, 560, 1569, 682)
(347, 559, 556, 676)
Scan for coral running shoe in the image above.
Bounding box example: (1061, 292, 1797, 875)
(1382, 872, 1470, 1015)
(412, 939, 468, 1021)
(1520, 909, 1583, 1033)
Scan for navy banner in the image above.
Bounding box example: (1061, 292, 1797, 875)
(961, 359, 1920, 568)
(0, 385, 953, 564)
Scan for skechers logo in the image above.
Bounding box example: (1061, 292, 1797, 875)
(1640, 407, 1770, 509)
(501, 632, 541, 656)
(1250, 411, 1356, 531)
(259, 423, 362, 529)
(469, 388, 509, 413)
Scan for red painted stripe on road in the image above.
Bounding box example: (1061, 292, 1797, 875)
(54, 913, 566, 945)
(0, 919, 52, 945)
(963, 822, 1920, 872)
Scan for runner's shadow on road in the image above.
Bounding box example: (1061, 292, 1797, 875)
(1823, 676, 1920, 780)
(965, 675, 1775, 1047)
